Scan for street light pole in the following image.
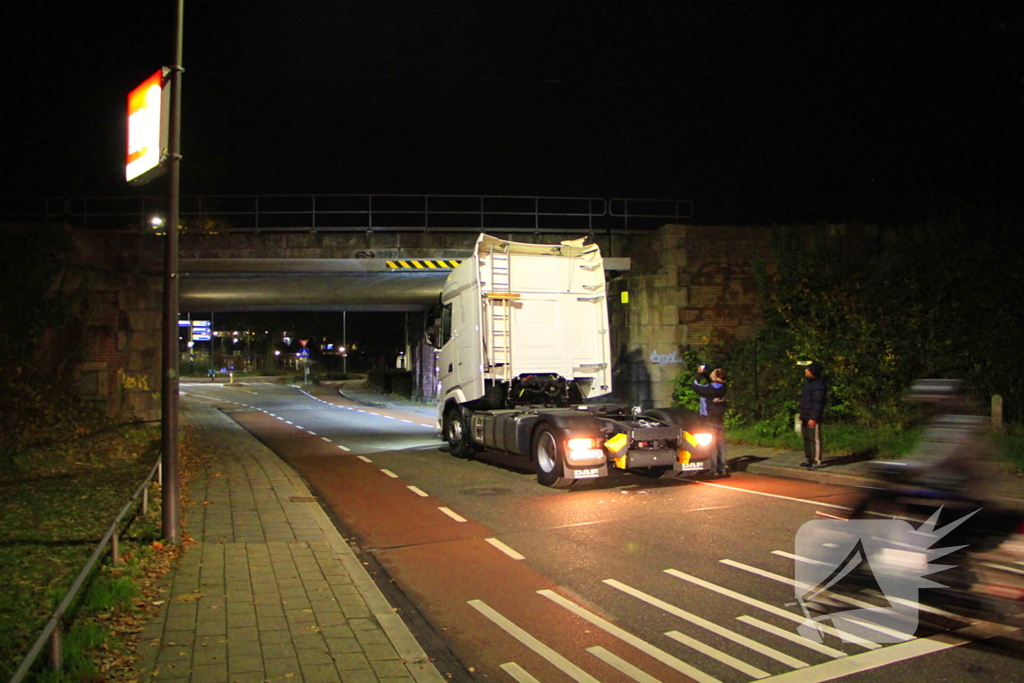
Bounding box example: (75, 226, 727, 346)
(161, 0, 184, 544)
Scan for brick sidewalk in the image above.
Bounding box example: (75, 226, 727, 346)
(133, 398, 445, 683)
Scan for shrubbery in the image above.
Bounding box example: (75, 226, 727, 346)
(673, 207, 1024, 442)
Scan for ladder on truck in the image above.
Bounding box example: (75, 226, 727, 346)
(484, 241, 517, 382)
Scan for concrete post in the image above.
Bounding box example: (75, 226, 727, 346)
(992, 394, 1003, 430)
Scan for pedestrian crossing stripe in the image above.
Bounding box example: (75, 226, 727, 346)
(386, 260, 462, 269)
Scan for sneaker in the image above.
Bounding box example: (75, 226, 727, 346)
(799, 462, 811, 468)
(808, 463, 820, 471)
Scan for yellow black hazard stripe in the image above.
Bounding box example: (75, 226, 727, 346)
(386, 260, 463, 269)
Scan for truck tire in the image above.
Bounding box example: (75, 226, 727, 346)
(532, 424, 570, 488)
(444, 406, 473, 459)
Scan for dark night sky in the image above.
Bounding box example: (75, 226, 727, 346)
(6, 2, 1023, 224)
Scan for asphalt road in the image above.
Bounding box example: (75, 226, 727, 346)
(182, 382, 1024, 683)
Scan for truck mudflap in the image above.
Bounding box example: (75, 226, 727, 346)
(562, 463, 610, 481)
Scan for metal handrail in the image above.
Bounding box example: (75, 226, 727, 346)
(8, 457, 163, 683)
(0, 194, 691, 233)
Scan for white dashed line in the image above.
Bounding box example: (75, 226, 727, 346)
(664, 630, 770, 679)
(469, 601, 601, 683)
(306, 430, 317, 435)
(321, 437, 333, 443)
(736, 616, 847, 659)
(604, 578, 807, 669)
(485, 538, 525, 560)
(586, 646, 663, 683)
(357, 455, 372, 463)
(664, 569, 880, 650)
(380, 469, 399, 478)
(538, 589, 720, 683)
(407, 486, 429, 497)
(438, 507, 467, 523)
(336, 444, 351, 452)
(499, 662, 541, 683)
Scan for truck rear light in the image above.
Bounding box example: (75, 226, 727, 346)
(565, 437, 604, 465)
(567, 437, 598, 451)
(692, 432, 714, 447)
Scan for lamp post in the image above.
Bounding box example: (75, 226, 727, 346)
(160, 0, 184, 544)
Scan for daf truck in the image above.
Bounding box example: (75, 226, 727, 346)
(430, 233, 714, 487)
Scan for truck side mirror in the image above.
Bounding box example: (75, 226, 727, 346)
(425, 319, 441, 348)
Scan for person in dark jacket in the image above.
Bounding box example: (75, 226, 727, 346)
(799, 361, 827, 469)
(693, 365, 728, 477)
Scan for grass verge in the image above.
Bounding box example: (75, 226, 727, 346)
(727, 416, 1024, 471)
(0, 423, 201, 681)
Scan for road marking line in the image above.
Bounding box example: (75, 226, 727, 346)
(306, 430, 317, 435)
(537, 589, 722, 683)
(691, 481, 852, 510)
(357, 455, 372, 463)
(486, 538, 525, 560)
(276, 416, 285, 420)
(336, 444, 351, 452)
(407, 485, 429, 497)
(856, 590, 965, 621)
(719, 559, 915, 642)
(604, 579, 808, 669)
(468, 600, 603, 683)
(773, 550, 830, 566)
(664, 569, 880, 650)
(285, 421, 293, 425)
(500, 662, 541, 683)
(321, 437, 333, 442)
(757, 621, 1021, 682)
(586, 646, 664, 683)
(737, 616, 848, 658)
(380, 469, 399, 478)
(438, 507, 467, 523)
(268, 413, 277, 417)
(664, 630, 770, 679)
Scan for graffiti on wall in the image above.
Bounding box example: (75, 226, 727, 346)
(118, 369, 150, 391)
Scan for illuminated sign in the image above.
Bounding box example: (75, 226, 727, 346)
(191, 320, 211, 341)
(126, 69, 169, 184)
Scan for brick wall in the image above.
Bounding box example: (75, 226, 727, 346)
(63, 231, 164, 422)
(609, 224, 775, 408)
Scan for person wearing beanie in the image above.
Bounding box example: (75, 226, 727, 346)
(799, 361, 827, 469)
(693, 364, 729, 477)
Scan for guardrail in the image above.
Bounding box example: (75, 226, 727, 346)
(0, 194, 692, 233)
(8, 458, 163, 682)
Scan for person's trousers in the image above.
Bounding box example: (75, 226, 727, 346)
(801, 420, 822, 465)
(707, 424, 726, 474)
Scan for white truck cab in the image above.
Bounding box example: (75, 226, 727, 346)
(430, 234, 713, 487)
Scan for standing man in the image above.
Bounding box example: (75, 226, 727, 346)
(693, 364, 728, 477)
(799, 361, 827, 469)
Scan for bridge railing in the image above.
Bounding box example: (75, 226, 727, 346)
(0, 194, 692, 234)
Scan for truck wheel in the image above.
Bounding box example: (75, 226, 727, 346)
(444, 407, 473, 459)
(532, 424, 569, 488)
